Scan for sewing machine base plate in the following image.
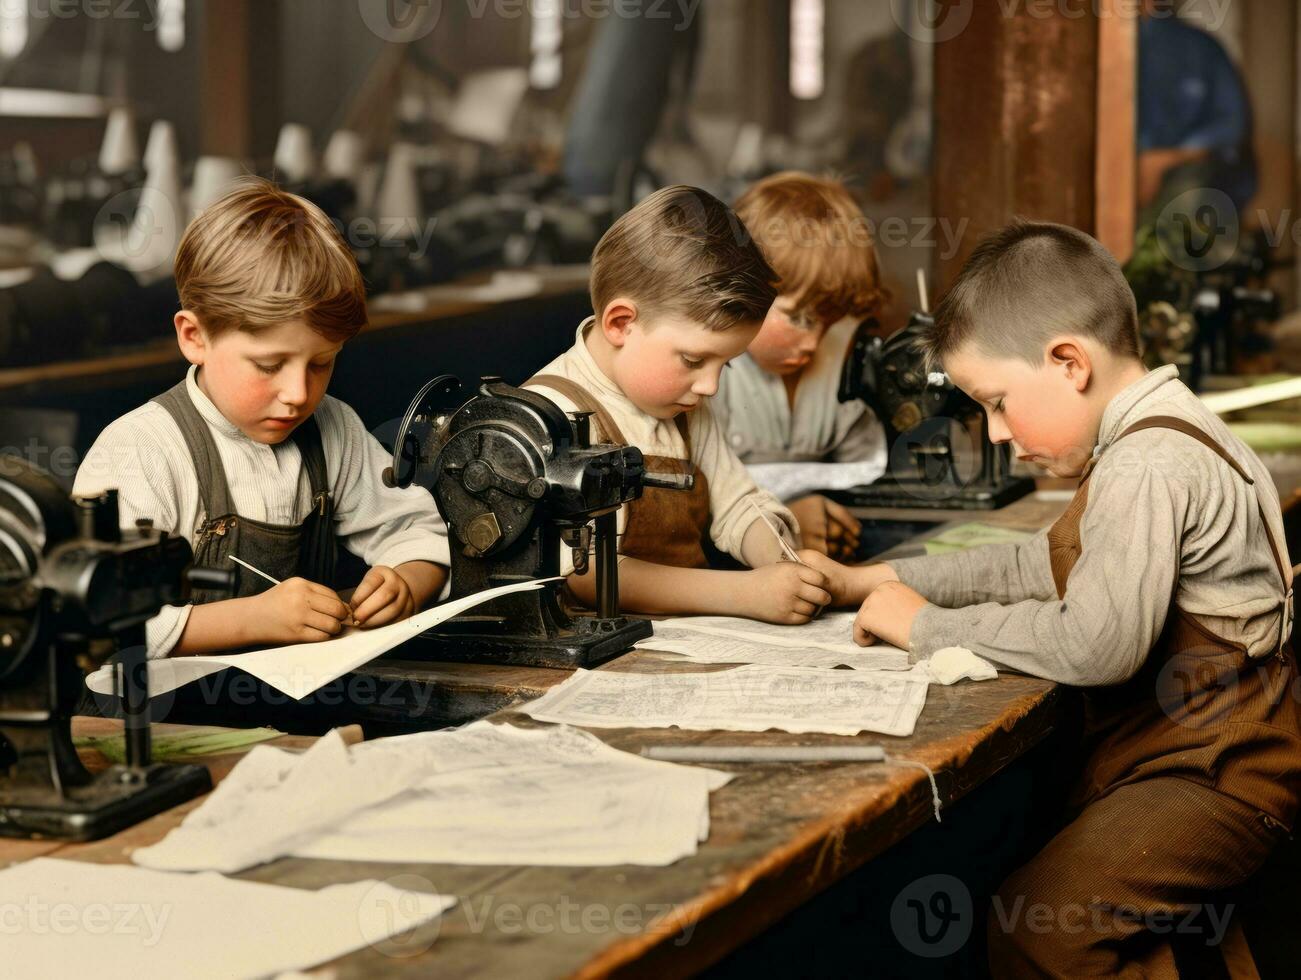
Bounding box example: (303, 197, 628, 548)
(409, 616, 653, 669)
(830, 475, 1035, 511)
(0, 762, 212, 841)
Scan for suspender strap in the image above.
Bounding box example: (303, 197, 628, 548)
(526, 373, 628, 446)
(525, 373, 694, 452)
(153, 382, 236, 521)
(1114, 414, 1293, 651)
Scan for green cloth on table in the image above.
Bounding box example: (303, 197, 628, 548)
(923, 522, 1033, 556)
(74, 726, 284, 764)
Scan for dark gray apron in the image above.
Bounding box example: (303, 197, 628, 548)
(152, 381, 338, 599)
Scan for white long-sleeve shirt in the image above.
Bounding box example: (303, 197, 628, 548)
(525, 321, 797, 575)
(711, 317, 887, 501)
(73, 365, 451, 658)
(892, 366, 1293, 686)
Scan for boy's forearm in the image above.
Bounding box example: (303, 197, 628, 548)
(837, 561, 900, 603)
(568, 559, 750, 617)
(171, 596, 262, 656)
(394, 560, 448, 609)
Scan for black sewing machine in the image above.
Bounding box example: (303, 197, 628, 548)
(834, 312, 1034, 511)
(384, 376, 690, 669)
(0, 457, 233, 839)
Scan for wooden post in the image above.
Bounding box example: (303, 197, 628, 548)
(1240, 0, 1298, 308)
(932, 2, 1136, 286)
(199, 0, 280, 159)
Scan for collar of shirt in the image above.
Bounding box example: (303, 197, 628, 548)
(565, 317, 689, 448)
(1093, 364, 1181, 457)
(184, 364, 282, 453)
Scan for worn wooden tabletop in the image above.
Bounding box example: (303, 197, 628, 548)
(0, 493, 1068, 978)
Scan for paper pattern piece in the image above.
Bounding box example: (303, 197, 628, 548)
(134, 722, 730, 874)
(923, 646, 998, 685)
(86, 578, 556, 701)
(637, 612, 910, 671)
(747, 458, 888, 502)
(0, 858, 453, 980)
(922, 522, 1032, 556)
(522, 664, 931, 737)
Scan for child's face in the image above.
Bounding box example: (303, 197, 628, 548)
(606, 312, 760, 419)
(748, 295, 829, 376)
(177, 315, 342, 444)
(943, 341, 1102, 478)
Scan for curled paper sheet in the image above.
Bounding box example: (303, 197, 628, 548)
(85, 578, 558, 701)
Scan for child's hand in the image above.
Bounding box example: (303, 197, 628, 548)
(741, 562, 832, 625)
(788, 494, 860, 562)
(249, 577, 352, 644)
(853, 581, 928, 648)
(350, 565, 417, 628)
(795, 549, 857, 606)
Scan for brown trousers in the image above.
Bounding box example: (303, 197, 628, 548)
(988, 777, 1283, 978)
(988, 417, 1299, 977)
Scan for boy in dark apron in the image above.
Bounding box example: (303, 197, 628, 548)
(522, 186, 832, 625)
(812, 220, 1299, 976)
(73, 180, 450, 665)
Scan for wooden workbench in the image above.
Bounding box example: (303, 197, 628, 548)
(0, 492, 1070, 977)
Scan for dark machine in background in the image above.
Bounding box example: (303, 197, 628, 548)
(1127, 226, 1282, 389)
(835, 311, 1034, 512)
(0, 457, 231, 840)
(385, 376, 690, 669)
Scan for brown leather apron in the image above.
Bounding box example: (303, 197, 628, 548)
(1047, 415, 1300, 827)
(526, 374, 713, 568)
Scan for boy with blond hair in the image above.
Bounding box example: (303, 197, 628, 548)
(713, 172, 890, 560)
(809, 220, 1299, 976)
(74, 179, 450, 658)
(525, 184, 830, 624)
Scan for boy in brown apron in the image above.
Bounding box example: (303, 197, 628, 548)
(523, 186, 831, 624)
(810, 220, 1299, 975)
(73, 180, 450, 661)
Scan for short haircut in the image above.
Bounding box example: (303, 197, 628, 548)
(590, 185, 778, 332)
(734, 171, 889, 324)
(173, 177, 368, 343)
(924, 219, 1140, 371)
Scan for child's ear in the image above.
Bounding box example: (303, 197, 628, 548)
(175, 310, 208, 366)
(599, 299, 638, 348)
(1048, 339, 1092, 393)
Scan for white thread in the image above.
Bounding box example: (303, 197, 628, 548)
(883, 754, 942, 823)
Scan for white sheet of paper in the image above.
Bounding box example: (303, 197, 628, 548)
(747, 458, 887, 502)
(0, 858, 453, 980)
(647, 612, 908, 666)
(640, 617, 909, 669)
(296, 723, 730, 867)
(85, 578, 556, 701)
(522, 664, 931, 737)
(135, 722, 731, 873)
